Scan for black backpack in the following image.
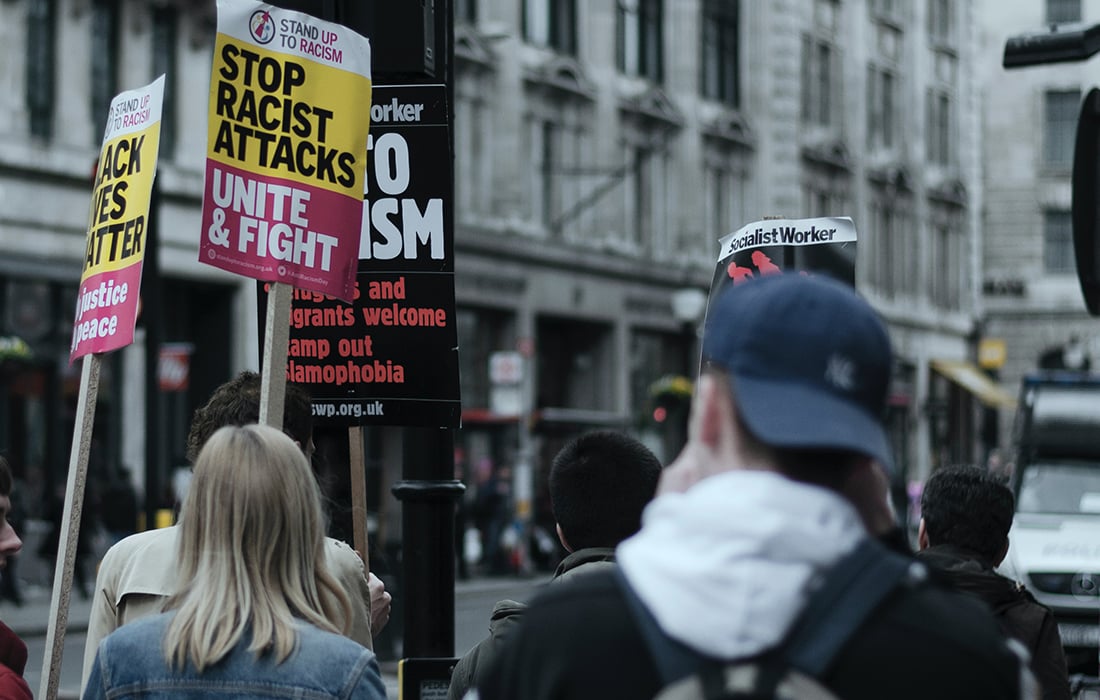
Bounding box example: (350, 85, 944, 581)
(615, 538, 925, 700)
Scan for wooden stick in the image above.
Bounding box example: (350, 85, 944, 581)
(259, 282, 293, 429)
(349, 425, 370, 568)
(39, 354, 101, 700)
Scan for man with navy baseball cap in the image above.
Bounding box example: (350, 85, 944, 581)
(475, 273, 1036, 700)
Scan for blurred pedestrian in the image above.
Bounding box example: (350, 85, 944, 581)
(82, 372, 391, 691)
(0, 456, 31, 699)
(919, 466, 1069, 700)
(0, 472, 25, 607)
(449, 430, 661, 700)
(471, 459, 511, 575)
(38, 482, 94, 599)
(82, 425, 386, 700)
(99, 466, 138, 547)
(477, 273, 1034, 700)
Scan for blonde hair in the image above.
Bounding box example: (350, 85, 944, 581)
(163, 424, 351, 671)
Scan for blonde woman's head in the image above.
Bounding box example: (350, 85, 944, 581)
(164, 424, 350, 671)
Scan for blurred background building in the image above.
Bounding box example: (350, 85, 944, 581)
(977, 0, 1100, 453)
(0, 0, 1026, 570)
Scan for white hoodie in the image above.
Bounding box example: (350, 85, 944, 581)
(617, 470, 866, 660)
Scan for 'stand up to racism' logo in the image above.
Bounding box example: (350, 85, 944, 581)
(249, 10, 276, 44)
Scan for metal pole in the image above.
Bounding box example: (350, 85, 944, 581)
(143, 178, 162, 529)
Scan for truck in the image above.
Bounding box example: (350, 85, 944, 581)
(999, 371, 1100, 673)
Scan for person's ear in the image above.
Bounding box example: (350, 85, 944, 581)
(917, 518, 930, 550)
(555, 523, 572, 553)
(995, 537, 1009, 567)
(693, 374, 726, 449)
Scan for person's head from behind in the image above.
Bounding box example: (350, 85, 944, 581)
(185, 371, 314, 463)
(918, 465, 1014, 567)
(0, 457, 21, 568)
(549, 431, 661, 551)
(165, 424, 349, 671)
(668, 273, 896, 534)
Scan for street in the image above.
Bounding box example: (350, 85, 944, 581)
(13, 575, 546, 699)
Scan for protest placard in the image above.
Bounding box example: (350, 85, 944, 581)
(198, 0, 372, 302)
(45, 77, 163, 700)
(705, 216, 858, 315)
(259, 83, 461, 428)
(70, 76, 165, 363)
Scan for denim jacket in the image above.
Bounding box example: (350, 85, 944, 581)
(82, 612, 386, 699)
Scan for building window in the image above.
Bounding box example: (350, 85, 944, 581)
(867, 187, 915, 299)
(926, 89, 953, 165)
(527, 109, 590, 237)
(90, 0, 121, 140)
(524, 0, 577, 55)
(1044, 89, 1080, 170)
(703, 143, 750, 249)
(1044, 210, 1075, 273)
(617, 0, 663, 83)
(869, 0, 900, 20)
(455, 0, 477, 23)
(152, 7, 177, 159)
(928, 0, 954, 47)
(25, 0, 57, 139)
(456, 87, 493, 219)
(801, 160, 850, 218)
(456, 307, 514, 411)
(701, 0, 738, 106)
(624, 141, 670, 254)
(867, 66, 896, 150)
(801, 35, 834, 126)
(1047, 0, 1081, 24)
(929, 204, 965, 310)
(536, 316, 614, 411)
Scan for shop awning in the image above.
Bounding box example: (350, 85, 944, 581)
(930, 359, 1017, 409)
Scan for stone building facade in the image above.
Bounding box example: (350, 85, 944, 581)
(0, 0, 993, 537)
(977, 0, 1100, 455)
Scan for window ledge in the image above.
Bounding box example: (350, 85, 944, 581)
(617, 85, 684, 130)
(698, 103, 754, 148)
(523, 55, 597, 101)
(455, 25, 498, 70)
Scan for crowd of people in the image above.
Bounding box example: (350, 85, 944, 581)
(0, 272, 1077, 699)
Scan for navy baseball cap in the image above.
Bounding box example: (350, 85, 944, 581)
(701, 273, 894, 471)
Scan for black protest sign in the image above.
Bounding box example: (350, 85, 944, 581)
(706, 216, 857, 313)
(259, 84, 460, 427)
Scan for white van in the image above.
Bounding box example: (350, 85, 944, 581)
(997, 372, 1100, 672)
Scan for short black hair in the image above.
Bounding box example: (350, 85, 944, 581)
(548, 430, 661, 551)
(921, 466, 1014, 564)
(185, 371, 314, 463)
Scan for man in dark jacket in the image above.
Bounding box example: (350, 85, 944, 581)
(448, 430, 661, 700)
(919, 465, 1070, 700)
(476, 274, 1035, 700)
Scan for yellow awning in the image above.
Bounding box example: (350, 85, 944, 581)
(930, 359, 1017, 409)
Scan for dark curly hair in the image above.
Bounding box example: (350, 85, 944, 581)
(920, 465, 1014, 565)
(185, 372, 314, 464)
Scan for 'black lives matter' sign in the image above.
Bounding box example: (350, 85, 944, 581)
(260, 84, 460, 427)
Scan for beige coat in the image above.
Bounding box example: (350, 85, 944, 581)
(80, 525, 373, 691)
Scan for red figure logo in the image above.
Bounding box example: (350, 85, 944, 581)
(752, 250, 782, 276)
(727, 261, 755, 284)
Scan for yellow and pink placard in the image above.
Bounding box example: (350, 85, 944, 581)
(70, 76, 164, 363)
(198, 0, 372, 302)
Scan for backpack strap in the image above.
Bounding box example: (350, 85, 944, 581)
(614, 566, 710, 685)
(782, 538, 919, 678)
(615, 537, 922, 694)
